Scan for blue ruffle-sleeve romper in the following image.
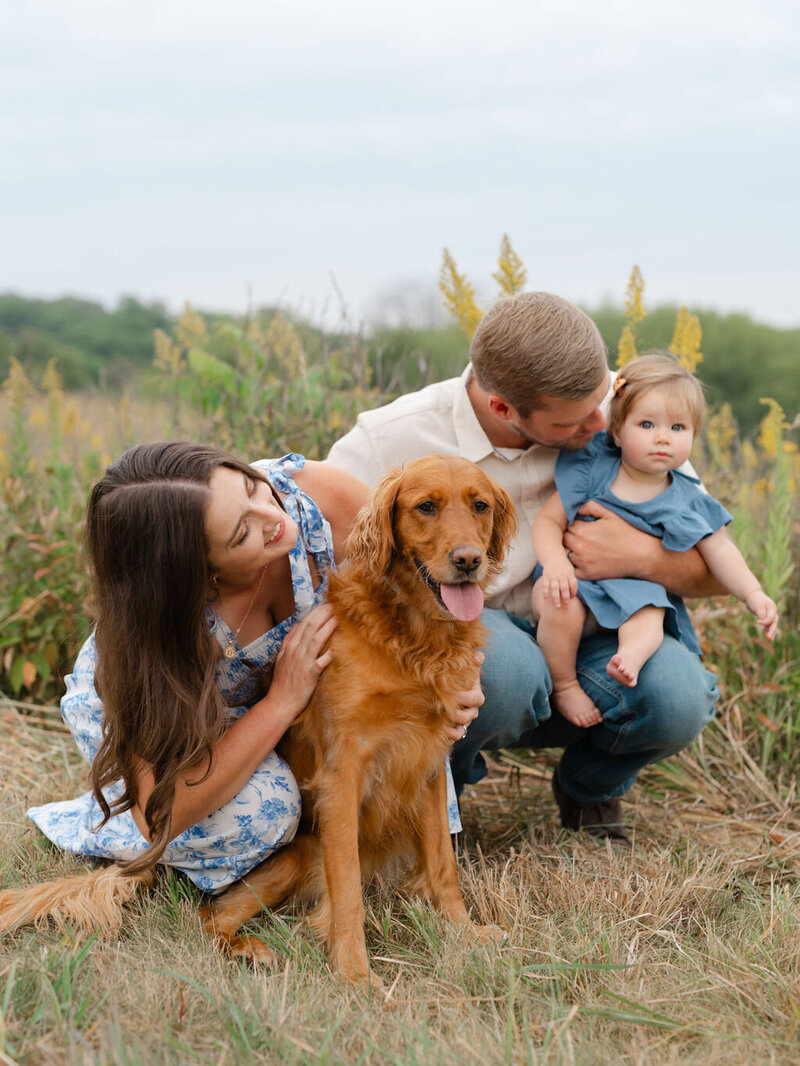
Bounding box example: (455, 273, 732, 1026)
(551, 432, 733, 655)
(28, 454, 462, 895)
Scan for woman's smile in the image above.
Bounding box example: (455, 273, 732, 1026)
(265, 518, 284, 546)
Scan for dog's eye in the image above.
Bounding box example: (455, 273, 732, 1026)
(416, 500, 436, 514)
(473, 500, 490, 512)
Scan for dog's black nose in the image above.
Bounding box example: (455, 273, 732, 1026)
(450, 546, 482, 573)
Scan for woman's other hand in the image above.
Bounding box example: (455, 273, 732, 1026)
(268, 603, 338, 729)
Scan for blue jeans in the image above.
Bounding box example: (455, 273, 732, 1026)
(450, 608, 719, 805)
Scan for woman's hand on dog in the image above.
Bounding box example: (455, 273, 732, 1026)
(445, 652, 484, 744)
(268, 603, 338, 729)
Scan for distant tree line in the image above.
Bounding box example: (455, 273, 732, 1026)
(1, 292, 798, 435)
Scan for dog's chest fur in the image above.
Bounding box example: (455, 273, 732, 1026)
(286, 567, 484, 846)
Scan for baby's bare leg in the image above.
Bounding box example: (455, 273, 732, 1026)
(607, 607, 665, 687)
(532, 581, 603, 727)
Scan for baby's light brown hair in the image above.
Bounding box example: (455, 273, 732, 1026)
(608, 352, 707, 441)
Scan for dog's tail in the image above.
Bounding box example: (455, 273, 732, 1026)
(0, 865, 154, 936)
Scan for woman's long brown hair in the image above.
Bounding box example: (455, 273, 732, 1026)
(87, 441, 271, 873)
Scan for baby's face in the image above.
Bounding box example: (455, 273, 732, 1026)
(613, 387, 694, 476)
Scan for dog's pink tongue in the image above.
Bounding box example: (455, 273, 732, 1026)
(440, 583, 484, 622)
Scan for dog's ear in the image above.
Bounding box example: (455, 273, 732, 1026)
(343, 467, 404, 577)
(488, 482, 517, 566)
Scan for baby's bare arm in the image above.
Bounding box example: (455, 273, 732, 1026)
(697, 529, 778, 639)
(532, 493, 577, 607)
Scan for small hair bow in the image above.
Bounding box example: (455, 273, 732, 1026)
(612, 376, 628, 397)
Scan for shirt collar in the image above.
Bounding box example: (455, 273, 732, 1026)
(453, 365, 500, 462)
(453, 365, 533, 464)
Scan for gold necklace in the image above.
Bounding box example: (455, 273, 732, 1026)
(222, 566, 268, 660)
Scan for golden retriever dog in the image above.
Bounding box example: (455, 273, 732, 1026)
(203, 454, 516, 989)
(0, 455, 515, 990)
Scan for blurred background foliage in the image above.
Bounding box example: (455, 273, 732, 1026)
(2, 282, 799, 437)
(1, 243, 798, 786)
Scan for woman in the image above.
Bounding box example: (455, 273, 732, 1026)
(16, 443, 478, 909)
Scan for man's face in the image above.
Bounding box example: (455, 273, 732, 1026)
(507, 375, 610, 450)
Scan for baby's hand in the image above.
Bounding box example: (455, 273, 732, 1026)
(746, 590, 778, 641)
(539, 559, 578, 608)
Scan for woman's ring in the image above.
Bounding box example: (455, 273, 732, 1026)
(567, 549, 575, 565)
(461, 724, 469, 739)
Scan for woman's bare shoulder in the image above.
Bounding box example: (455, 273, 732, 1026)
(292, 460, 370, 556)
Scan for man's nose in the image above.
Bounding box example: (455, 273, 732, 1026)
(583, 408, 606, 432)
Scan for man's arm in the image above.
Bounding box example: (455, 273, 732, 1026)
(563, 500, 727, 598)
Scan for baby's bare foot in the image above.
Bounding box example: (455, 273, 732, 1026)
(606, 653, 639, 687)
(552, 681, 603, 727)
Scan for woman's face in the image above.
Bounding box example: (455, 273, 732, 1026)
(205, 466, 298, 587)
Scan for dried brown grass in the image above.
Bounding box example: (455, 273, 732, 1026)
(1, 699, 799, 1065)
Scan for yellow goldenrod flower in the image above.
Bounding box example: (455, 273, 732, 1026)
(2, 358, 35, 409)
(740, 439, 759, 472)
(704, 402, 737, 469)
(439, 249, 483, 339)
(265, 313, 307, 377)
(41, 358, 63, 396)
(617, 266, 645, 367)
(61, 403, 78, 437)
(175, 302, 208, 351)
(28, 405, 47, 428)
(153, 329, 184, 376)
(617, 324, 638, 367)
(491, 234, 527, 297)
(670, 306, 703, 371)
(624, 265, 646, 326)
(757, 397, 787, 460)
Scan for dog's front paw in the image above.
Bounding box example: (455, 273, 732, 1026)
(337, 963, 388, 1000)
(470, 922, 507, 945)
(225, 934, 279, 965)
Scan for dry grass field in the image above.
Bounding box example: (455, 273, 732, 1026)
(1, 694, 799, 1066)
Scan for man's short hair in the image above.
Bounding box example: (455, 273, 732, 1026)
(469, 292, 608, 418)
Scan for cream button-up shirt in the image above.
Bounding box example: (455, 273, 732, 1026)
(327, 366, 582, 623)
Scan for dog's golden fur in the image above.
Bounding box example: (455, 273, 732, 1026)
(203, 455, 516, 987)
(0, 455, 515, 989)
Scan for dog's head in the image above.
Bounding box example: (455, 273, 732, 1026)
(344, 455, 516, 620)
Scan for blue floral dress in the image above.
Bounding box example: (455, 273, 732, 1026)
(28, 455, 461, 894)
(551, 432, 733, 656)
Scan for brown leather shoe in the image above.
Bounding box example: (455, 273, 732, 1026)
(552, 767, 630, 844)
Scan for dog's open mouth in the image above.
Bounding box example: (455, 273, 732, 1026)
(413, 559, 484, 621)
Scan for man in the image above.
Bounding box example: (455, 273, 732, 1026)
(327, 292, 721, 842)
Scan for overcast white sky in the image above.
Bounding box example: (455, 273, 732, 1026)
(2, 0, 798, 329)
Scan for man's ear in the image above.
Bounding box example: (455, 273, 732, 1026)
(487, 394, 517, 422)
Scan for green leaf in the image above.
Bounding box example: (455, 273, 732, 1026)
(186, 347, 237, 390)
